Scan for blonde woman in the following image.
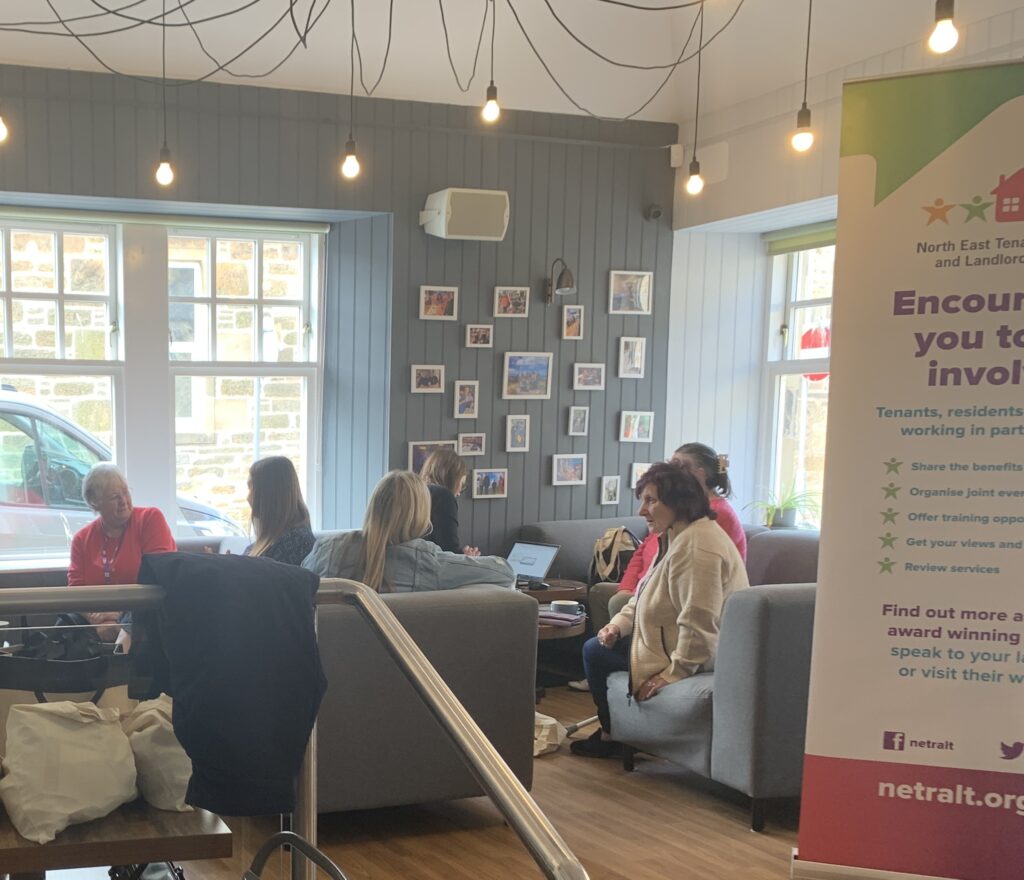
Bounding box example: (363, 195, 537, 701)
(303, 471, 514, 592)
(419, 448, 480, 556)
(244, 456, 315, 566)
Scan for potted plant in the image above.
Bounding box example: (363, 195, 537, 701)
(747, 486, 820, 529)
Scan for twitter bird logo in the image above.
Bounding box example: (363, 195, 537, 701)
(1000, 742, 1023, 760)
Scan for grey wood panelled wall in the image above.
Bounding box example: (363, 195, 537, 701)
(666, 231, 770, 519)
(0, 64, 676, 549)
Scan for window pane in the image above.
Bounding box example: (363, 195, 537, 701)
(0, 414, 45, 506)
(12, 299, 58, 358)
(11, 231, 57, 293)
(36, 420, 102, 509)
(262, 240, 304, 299)
(216, 304, 255, 360)
(794, 245, 835, 302)
(262, 306, 303, 362)
(169, 302, 210, 361)
(168, 237, 209, 297)
(63, 233, 109, 294)
(791, 304, 831, 361)
(64, 300, 109, 360)
(773, 373, 828, 528)
(216, 239, 255, 298)
(0, 374, 115, 450)
(175, 375, 306, 531)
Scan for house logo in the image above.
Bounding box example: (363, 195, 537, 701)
(883, 731, 906, 751)
(922, 167, 1024, 225)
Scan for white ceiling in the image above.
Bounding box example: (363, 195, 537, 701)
(0, 1, 1021, 125)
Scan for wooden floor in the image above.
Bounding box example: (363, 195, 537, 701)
(175, 688, 798, 880)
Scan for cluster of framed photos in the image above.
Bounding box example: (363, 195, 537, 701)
(410, 270, 655, 501)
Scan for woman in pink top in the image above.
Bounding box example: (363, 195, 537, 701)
(670, 442, 747, 560)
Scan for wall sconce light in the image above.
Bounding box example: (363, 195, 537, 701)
(545, 258, 576, 304)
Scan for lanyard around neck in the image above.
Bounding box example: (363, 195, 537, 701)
(100, 527, 129, 584)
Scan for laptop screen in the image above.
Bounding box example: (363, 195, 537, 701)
(507, 542, 559, 580)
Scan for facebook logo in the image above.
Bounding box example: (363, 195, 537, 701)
(883, 731, 906, 751)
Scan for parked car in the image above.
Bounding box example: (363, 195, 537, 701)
(0, 390, 245, 561)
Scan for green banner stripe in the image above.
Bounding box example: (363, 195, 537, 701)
(841, 62, 1024, 204)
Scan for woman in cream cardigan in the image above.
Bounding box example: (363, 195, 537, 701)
(571, 461, 749, 758)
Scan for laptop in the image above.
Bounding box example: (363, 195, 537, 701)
(506, 541, 559, 589)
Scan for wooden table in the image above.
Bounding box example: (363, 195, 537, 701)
(1, 800, 232, 878)
(518, 578, 587, 604)
(537, 618, 586, 641)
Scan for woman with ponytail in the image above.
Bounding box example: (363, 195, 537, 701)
(303, 470, 513, 592)
(670, 442, 747, 560)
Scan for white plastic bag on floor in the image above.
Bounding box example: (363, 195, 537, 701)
(0, 701, 137, 843)
(122, 695, 192, 812)
(533, 712, 567, 757)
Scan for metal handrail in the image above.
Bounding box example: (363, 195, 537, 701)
(0, 581, 590, 880)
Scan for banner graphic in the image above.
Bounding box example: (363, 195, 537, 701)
(794, 62, 1024, 880)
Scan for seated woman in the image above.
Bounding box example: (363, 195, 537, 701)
(571, 462, 749, 758)
(419, 448, 480, 556)
(303, 470, 514, 591)
(244, 456, 315, 565)
(68, 463, 177, 643)
(670, 442, 747, 560)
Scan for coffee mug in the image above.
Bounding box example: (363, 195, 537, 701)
(551, 600, 581, 616)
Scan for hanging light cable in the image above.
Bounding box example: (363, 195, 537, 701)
(482, 0, 500, 123)
(341, 0, 361, 180)
(155, 0, 175, 186)
(928, 0, 958, 54)
(685, 4, 705, 196)
(790, 0, 814, 153)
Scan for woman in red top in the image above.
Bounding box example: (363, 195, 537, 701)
(671, 442, 747, 560)
(68, 463, 176, 641)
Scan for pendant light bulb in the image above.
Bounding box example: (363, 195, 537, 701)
(155, 144, 175, 186)
(790, 104, 814, 153)
(341, 139, 361, 179)
(0, 115, 8, 144)
(685, 158, 704, 196)
(482, 82, 500, 123)
(928, 0, 958, 54)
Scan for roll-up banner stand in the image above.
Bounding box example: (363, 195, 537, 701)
(793, 61, 1024, 880)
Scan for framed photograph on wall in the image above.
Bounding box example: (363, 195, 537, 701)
(568, 405, 589, 436)
(506, 414, 530, 452)
(618, 336, 646, 379)
(552, 453, 587, 486)
(453, 379, 480, 419)
(408, 440, 457, 473)
(503, 352, 553, 399)
(411, 365, 444, 393)
(562, 305, 584, 340)
(465, 324, 493, 348)
(619, 411, 655, 442)
(609, 270, 653, 315)
(630, 462, 653, 488)
(473, 468, 508, 499)
(458, 433, 486, 456)
(572, 363, 605, 391)
(419, 285, 458, 320)
(494, 286, 530, 318)
(601, 476, 621, 505)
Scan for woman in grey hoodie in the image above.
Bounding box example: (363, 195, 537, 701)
(303, 470, 514, 592)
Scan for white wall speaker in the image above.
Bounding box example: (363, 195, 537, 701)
(419, 188, 510, 241)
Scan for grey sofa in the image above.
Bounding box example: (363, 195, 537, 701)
(1, 547, 539, 816)
(516, 516, 819, 830)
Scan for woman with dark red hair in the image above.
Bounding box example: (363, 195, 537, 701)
(571, 462, 749, 758)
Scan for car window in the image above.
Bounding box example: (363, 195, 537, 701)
(36, 419, 102, 509)
(0, 414, 45, 506)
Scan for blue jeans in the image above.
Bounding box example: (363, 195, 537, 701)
(582, 635, 630, 735)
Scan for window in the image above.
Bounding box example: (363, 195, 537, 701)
(762, 241, 834, 528)
(168, 230, 318, 533)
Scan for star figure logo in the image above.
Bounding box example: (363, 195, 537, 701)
(882, 482, 901, 499)
(883, 457, 903, 474)
(923, 198, 955, 225)
(878, 558, 895, 574)
(961, 195, 993, 222)
(879, 533, 897, 549)
(881, 508, 899, 524)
